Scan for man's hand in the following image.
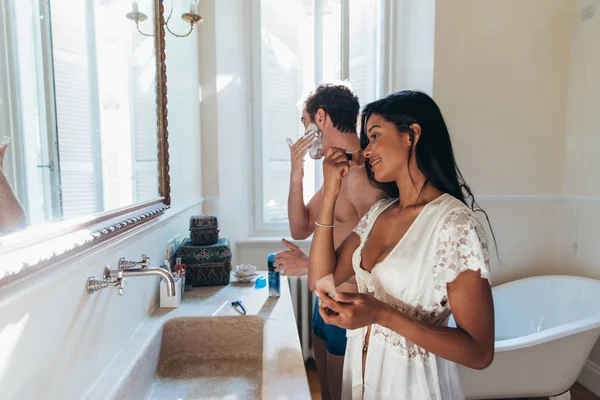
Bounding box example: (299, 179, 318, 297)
(288, 132, 315, 180)
(273, 238, 309, 276)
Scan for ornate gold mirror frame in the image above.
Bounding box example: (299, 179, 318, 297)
(0, 1, 171, 288)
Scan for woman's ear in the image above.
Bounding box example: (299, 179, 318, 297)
(409, 123, 422, 145)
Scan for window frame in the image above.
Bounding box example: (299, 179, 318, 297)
(250, 0, 325, 235)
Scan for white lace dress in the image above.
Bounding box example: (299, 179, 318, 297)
(342, 194, 491, 400)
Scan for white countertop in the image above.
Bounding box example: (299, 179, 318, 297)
(87, 273, 311, 400)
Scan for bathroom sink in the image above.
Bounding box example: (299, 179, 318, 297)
(146, 316, 264, 399)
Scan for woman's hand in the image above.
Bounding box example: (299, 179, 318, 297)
(348, 149, 366, 166)
(316, 291, 392, 330)
(322, 147, 349, 199)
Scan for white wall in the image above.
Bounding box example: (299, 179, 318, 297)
(197, 0, 254, 264)
(385, 0, 435, 96)
(0, 23, 203, 400)
(563, 0, 600, 391)
(198, 0, 219, 216)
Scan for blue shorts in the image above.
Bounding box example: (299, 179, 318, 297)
(312, 297, 347, 356)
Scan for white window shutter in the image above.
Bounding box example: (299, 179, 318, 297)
(349, 1, 378, 107)
(50, 0, 101, 218)
(130, 25, 158, 203)
(260, 0, 305, 224)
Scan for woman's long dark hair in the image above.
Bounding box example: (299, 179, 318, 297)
(360, 90, 500, 259)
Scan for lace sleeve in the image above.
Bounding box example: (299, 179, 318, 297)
(433, 208, 491, 300)
(352, 213, 370, 239)
(352, 198, 388, 240)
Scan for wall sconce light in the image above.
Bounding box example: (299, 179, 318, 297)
(126, 0, 202, 38)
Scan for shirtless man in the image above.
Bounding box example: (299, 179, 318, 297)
(273, 83, 386, 400)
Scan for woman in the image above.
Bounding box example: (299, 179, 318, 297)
(308, 90, 495, 399)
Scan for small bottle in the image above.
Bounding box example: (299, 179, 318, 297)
(174, 257, 185, 296)
(267, 253, 280, 298)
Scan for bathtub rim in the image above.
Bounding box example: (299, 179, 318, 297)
(491, 274, 600, 352)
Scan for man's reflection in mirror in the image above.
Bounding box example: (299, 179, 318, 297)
(0, 137, 26, 235)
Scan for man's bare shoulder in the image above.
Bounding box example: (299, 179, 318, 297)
(345, 164, 387, 216)
(346, 165, 379, 193)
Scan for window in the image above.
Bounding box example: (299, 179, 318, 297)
(252, 0, 382, 233)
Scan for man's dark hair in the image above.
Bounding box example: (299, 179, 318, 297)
(302, 82, 360, 134)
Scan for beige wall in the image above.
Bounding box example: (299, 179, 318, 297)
(433, 0, 572, 196)
(563, 0, 600, 391)
(433, 0, 575, 285)
(434, 0, 600, 391)
(0, 27, 203, 399)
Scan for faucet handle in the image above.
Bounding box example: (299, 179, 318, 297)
(117, 278, 127, 296)
(87, 265, 119, 294)
(86, 276, 111, 294)
(141, 254, 150, 268)
(118, 257, 134, 269)
(118, 254, 151, 270)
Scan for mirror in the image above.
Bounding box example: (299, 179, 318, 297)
(0, 0, 168, 236)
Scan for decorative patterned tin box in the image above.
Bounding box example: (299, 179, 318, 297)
(176, 237, 231, 286)
(189, 215, 219, 246)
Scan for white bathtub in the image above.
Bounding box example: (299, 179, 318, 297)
(449, 275, 600, 399)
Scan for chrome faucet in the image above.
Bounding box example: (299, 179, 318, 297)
(86, 254, 176, 297)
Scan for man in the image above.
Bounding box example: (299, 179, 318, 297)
(274, 83, 385, 400)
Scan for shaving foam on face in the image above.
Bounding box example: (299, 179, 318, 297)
(305, 123, 323, 160)
(285, 123, 323, 159)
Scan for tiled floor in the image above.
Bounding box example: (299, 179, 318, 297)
(305, 360, 599, 400)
